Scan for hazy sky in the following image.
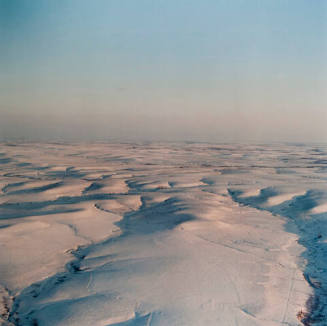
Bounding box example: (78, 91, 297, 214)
(1, 0, 327, 142)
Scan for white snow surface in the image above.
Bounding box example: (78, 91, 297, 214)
(1, 142, 327, 325)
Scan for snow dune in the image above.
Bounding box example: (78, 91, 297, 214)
(1, 142, 327, 325)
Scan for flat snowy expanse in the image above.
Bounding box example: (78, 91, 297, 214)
(1, 142, 327, 326)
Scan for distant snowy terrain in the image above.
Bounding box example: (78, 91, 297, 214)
(1, 142, 327, 326)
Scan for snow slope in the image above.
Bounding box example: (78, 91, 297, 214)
(1, 142, 326, 325)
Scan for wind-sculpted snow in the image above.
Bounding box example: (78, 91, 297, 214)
(229, 188, 327, 325)
(0, 142, 327, 325)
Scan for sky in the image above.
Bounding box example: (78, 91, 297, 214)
(0, 0, 327, 142)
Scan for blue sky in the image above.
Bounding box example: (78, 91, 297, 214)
(1, 0, 326, 142)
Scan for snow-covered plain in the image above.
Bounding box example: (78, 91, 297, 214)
(1, 142, 327, 325)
